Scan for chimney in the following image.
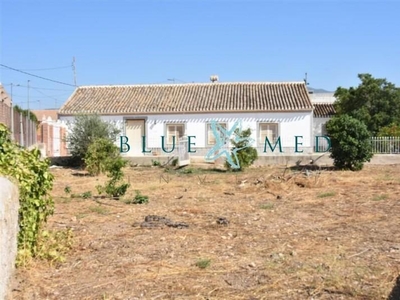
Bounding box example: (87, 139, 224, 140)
(210, 75, 219, 83)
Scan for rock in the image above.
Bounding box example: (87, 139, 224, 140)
(216, 217, 229, 226)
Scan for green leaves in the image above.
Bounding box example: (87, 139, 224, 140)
(225, 128, 258, 171)
(0, 123, 54, 267)
(66, 114, 120, 162)
(334, 74, 400, 135)
(84, 138, 130, 198)
(326, 115, 373, 171)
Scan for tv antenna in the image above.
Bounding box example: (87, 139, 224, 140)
(304, 73, 310, 86)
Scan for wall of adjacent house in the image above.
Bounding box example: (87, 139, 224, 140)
(0, 102, 38, 148)
(313, 117, 331, 152)
(37, 119, 68, 157)
(313, 117, 329, 137)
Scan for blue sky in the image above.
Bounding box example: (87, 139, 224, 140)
(1, 0, 399, 110)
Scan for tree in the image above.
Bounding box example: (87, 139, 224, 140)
(225, 128, 258, 171)
(334, 74, 400, 135)
(377, 123, 400, 137)
(326, 114, 373, 171)
(66, 114, 120, 162)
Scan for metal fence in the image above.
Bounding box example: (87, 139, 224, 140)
(371, 137, 400, 154)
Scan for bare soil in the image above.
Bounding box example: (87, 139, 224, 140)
(10, 164, 400, 300)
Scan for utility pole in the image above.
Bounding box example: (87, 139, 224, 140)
(10, 83, 14, 141)
(27, 80, 30, 147)
(72, 57, 77, 87)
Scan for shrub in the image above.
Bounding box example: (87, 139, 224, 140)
(85, 138, 121, 176)
(66, 114, 120, 163)
(151, 159, 161, 167)
(0, 124, 54, 266)
(85, 138, 130, 197)
(195, 258, 211, 269)
(225, 128, 258, 171)
(377, 123, 400, 137)
(326, 114, 373, 171)
(126, 190, 149, 204)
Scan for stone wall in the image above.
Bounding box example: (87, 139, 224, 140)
(0, 177, 19, 300)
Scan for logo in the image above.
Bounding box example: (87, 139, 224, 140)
(205, 120, 254, 169)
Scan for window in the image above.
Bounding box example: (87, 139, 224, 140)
(166, 124, 185, 144)
(207, 122, 227, 145)
(259, 123, 278, 144)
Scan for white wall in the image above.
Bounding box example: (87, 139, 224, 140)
(60, 111, 313, 155)
(313, 117, 330, 136)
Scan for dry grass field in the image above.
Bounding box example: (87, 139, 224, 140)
(10, 163, 400, 300)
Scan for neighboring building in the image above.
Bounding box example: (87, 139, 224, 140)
(0, 83, 12, 127)
(32, 110, 69, 157)
(0, 83, 37, 147)
(59, 81, 317, 158)
(309, 92, 337, 151)
(309, 92, 337, 136)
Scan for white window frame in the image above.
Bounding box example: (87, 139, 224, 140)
(206, 122, 228, 146)
(258, 123, 279, 145)
(166, 123, 185, 145)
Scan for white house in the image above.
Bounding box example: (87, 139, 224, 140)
(309, 92, 336, 151)
(58, 81, 321, 160)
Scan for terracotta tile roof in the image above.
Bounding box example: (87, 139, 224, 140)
(313, 103, 336, 118)
(58, 82, 313, 115)
(32, 110, 59, 121)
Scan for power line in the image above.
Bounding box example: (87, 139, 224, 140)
(2, 83, 73, 91)
(0, 63, 76, 87)
(17, 65, 72, 71)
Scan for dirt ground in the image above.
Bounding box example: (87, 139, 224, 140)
(9, 163, 400, 300)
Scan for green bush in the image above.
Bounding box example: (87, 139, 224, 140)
(85, 138, 130, 198)
(66, 114, 120, 163)
(0, 124, 54, 266)
(326, 115, 373, 171)
(127, 190, 149, 204)
(225, 128, 258, 171)
(85, 138, 121, 176)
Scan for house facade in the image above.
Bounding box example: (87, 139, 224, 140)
(309, 92, 336, 151)
(32, 110, 69, 157)
(58, 81, 322, 160)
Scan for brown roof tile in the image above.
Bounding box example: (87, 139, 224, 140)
(313, 103, 336, 118)
(59, 82, 313, 115)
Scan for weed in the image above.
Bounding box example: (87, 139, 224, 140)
(171, 158, 178, 167)
(64, 186, 71, 195)
(82, 191, 92, 199)
(76, 213, 87, 219)
(126, 190, 149, 204)
(195, 258, 211, 269)
(152, 159, 161, 167)
(372, 194, 388, 201)
(89, 205, 108, 215)
(318, 191, 336, 198)
(260, 203, 274, 210)
(36, 228, 74, 265)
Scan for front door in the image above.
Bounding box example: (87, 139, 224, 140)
(125, 119, 145, 156)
